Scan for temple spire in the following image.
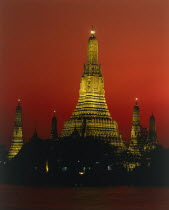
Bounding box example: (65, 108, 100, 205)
(132, 98, 140, 125)
(61, 28, 126, 152)
(90, 26, 95, 36)
(135, 97, 138, 105)
(128, 99, 142, 156)
(149, 113, 157, 147)
(50, 110, 58, 140)
(8, 99, 24, 160)
(87, 26, 98, 65)
(130, 98, 141, 141)
(18, 98, 21, 106)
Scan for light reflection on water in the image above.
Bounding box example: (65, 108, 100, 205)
(0, 185, 169, 209)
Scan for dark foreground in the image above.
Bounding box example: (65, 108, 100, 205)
(0, 185, 169, 210)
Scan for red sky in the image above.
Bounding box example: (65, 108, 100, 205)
(0, 0, 169, 148)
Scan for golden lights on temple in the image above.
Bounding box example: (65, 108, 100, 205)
(8, 99, 24, 160)
(7, 28, 158, 171)
(60, 26, 126, 152)
(46, 160, 49, 173)
(135, 97, 138, 104)
(90, 26, 95, 35)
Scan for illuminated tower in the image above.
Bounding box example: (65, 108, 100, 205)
(50, 111, 58, 139)
(8, 99, 24, 160)
(149, 113, 157, 145)
(60, 27, 125, 150)
(128, 98, 142, 154)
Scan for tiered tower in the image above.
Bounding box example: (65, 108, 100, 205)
(60, 27, 125, 150)
(126, 100, 158, 170)
(144, 114, 157, 151)
(128, 98, 142, 155)
(50, 111, 58, 140)
(149, 114, 157, 143)
(8, 99, 24, 160)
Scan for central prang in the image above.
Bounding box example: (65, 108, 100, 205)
(60, 28, 126, 152)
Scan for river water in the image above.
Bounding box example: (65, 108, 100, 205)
(0, 185, 169, 209)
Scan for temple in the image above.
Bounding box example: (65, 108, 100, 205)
(50, 111, 58, 140)
(8, 99, 24, 160)
(149, 113, 157, 144)
(60, 27, 126, 151)
(126, 99, 158, 171)
(128, 98, 142, 155)
(5, 28, 161, 182)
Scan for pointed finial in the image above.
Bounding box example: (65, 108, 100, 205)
(17, 98, 21, 106)
(90, 26, 95, 36)
(33, 128, 38, 138)
(135, 97, 138, 105)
